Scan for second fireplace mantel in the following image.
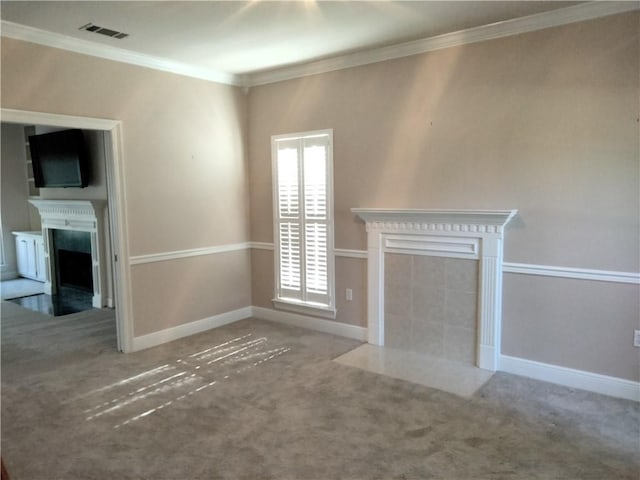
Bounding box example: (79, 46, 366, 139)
(29, 199, 108, 308)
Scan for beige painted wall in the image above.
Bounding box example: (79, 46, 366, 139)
(1, 13, 637, 380)
(1, 123, 31, 278)
(503, 274, 640, 381)
(248, 13, 640, 380)
(131, 251, 251, 336)
(1, 38, 252, 334)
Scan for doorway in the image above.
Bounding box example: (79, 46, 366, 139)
(1, 108, 132, 352)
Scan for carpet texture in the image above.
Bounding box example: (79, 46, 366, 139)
(2, 302, 638, 479)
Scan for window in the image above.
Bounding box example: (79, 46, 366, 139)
(271, 129, 335, 318)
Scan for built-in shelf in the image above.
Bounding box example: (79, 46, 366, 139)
(23, 125, 40, 198)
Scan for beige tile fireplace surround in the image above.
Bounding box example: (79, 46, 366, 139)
(353, 208, 517, 372)
(385, 254, 479, 365)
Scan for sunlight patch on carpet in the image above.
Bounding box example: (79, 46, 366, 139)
(74, 333, 291, 429)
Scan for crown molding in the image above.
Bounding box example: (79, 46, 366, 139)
(247, 1, 640, 86)
(0, 20, 243, 86)
(2, 2, 637, 88)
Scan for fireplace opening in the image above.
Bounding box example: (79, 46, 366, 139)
(53, 230, 93, 292)
(57, 249, 92, 291)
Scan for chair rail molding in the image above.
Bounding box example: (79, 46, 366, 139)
(503, 262, 640, 285)
(352, 208, 517, 372)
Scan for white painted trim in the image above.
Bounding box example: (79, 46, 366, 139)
(250, 243, 639, 283)
(500, 355, 640, 402)
(249, 241, 275, 251)
(503, 262, 640, 285)
(271, 129, 336, 312)
(1, 108, 133, 353)
(129, 242, 373, 264)
(252, 306, 367, 342)
(384, 234, 479, 259)
(1, 108, 119, 131)
(29, 199, 108, 309)
(353, 208, 517, 372)
(335, 248, 367, 259)
(272, 298, 337, 320)
(131, 306, 253, 352)
(0, 20, 243, 86)
(103, 123, 133, 352)
(129, 242, 250, 265)
(352, 208, 517, 230)
(248, 2, 640, 86)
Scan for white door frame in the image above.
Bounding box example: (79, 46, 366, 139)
(1, 108, 133, 352)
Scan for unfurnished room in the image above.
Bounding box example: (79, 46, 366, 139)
(0, 1, 638, 479)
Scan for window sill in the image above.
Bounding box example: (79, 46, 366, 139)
(272, 298, 337, 320)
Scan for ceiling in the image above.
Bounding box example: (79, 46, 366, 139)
(2, 1, 586, 72)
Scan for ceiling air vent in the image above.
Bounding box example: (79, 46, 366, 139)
(79, 23, 129, 39)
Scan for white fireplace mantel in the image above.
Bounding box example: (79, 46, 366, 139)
(352, 208, 517, 371)
(29, 199, 108, 308)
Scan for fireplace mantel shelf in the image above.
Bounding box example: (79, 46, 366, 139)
(352, 208, 517, 231)
(29, 199, 106, 224)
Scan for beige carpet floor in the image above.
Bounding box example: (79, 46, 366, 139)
(1, 301, 638, 479)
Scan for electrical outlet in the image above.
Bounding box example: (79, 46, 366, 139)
(634, 330, 640, 348)
(346, 288, 353, 301)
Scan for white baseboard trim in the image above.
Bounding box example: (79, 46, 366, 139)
(123, 306, 640, 401)
(129, 304, 366, 352)
(499, 355, 640, 402)
(131, 306, 253, 351)
(252, 306, 367, 341)
(477, 344, 498, 372)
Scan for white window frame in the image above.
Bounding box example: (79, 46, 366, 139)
(271, 129, 336, 319)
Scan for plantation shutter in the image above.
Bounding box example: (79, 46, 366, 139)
(273, 132, 332, 308)
(302, 136, 329, 303)
(275, 138, 302, 299)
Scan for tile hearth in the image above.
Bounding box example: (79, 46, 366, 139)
(334, 344, 493, 397)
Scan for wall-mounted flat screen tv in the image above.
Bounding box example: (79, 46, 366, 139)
(29, 129, 90, 188)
